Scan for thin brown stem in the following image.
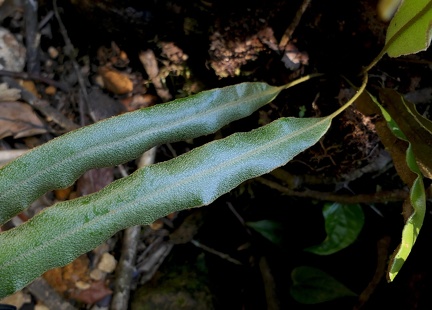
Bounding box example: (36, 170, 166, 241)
(279, 0, 311, 50)
(256, 177, 409, 204)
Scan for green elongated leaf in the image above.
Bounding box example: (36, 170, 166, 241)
(369, 93, 426, 282)
(246, 220, 284, 245)
(385, 0, 432, 57)
(0, 115, 332, 298)
(304, 203, 364, 255)
(290, 266, 357, 304)
(388, 144, 425, 282)
(379, 88, 432, 178)
(0, 82, 284, 225)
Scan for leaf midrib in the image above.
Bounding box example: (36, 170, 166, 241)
(0, 116, 330, 274)
(0, 85, 281, 209)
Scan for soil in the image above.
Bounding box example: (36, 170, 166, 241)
(1, 0, 432, 309)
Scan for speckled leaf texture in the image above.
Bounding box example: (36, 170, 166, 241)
(369, 91, 426, 282)
(0, 115, 331, 297)
(385, 0, 432, 57)
(0, 82, 283, 225)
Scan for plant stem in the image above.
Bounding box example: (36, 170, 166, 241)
(329, 73, 368, 119)
(283, 72, 324, 90)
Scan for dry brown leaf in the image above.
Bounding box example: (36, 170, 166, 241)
(87, 88, 126, 121)
(169, 210, 204, 244)
(0, 83, 20, 101)
(76, 167, 114, 197)
(0, 27, 25, 71)
(0, 101, 47, 139)
(121, 93, 157, 112)
(70, 280, 112, 305)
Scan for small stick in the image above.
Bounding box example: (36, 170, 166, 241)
(139, 50, 172, 102)
(111, 147, 157, 310)
(24, 0, 40, 74)
(353, 236, 391, 309)
(191, 239, 242, 265)
(259, 256, 280, 310)
(256, 177, 409, 204)
(279, 0, 311, 50)
(0, 69, 71, 92)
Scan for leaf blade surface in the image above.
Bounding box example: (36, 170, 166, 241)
(0, 82, 283, 224)
(0, 116, 331, 297)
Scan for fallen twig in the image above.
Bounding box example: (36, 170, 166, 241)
(24, 0, 40, 74)
(256, 177, 409, 204)
(111, 147, 158, 310)
(137, 236, 173, 285)
(259, 256, 280, 310)
(0, 69, 71, 92)
(279, 0, 311, 50)
(139, 50, 172, 102)
(53, 0, 91, 126)
(191, 239, 242, 265)
(110, 225, 141, 310)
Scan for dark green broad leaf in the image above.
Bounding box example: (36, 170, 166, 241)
(0, 115, 332, 298)
(290, 266, 357, 304)
(304, 203, 364, 255)
(0, 82, 284, 225)
(246, 220, 284, 245)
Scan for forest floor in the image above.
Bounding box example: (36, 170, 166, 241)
(1, 0, 432, 309)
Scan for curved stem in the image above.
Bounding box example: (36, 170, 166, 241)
(329, 73, 368, 119)
(283, 73, 324, 90)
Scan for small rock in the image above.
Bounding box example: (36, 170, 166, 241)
(97, 252, 117, 273)
(90, 268, 105, 281)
